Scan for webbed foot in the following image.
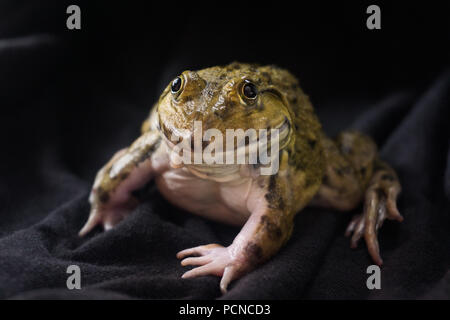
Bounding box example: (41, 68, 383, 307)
(345, 165, 403, 265)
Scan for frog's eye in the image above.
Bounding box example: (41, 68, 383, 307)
(240, 80, 258, 103)
(171, 76, 184, 95)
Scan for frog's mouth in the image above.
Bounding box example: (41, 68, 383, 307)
(159, 115, 292, 176)
(160, 116, 291, 148)
(272, 116, 291, 147)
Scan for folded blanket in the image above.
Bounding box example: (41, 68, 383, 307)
(0, 2, 448, 300)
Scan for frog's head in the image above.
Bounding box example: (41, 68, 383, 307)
(157, 63, 294, 156)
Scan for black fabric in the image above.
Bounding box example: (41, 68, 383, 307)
(0, 2, 449, 299)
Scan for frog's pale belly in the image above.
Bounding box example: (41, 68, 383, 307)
(155, 167, 253, 226)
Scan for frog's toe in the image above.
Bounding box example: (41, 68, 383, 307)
(78, 208, 101, 236)
(345, 213, 365, 247)
(345, 211, 384, 265)
(79, 205, 134, 236)
(176, 243, 222, 259)
(219, 266, 238, 294)
(180, 256, 211, 266)
(181, 261, 222, 279)
(385, 184, 403, 222)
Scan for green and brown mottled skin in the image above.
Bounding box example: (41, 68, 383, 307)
(80, 62, 403, 294)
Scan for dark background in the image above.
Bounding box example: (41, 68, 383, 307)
(0, 1, 448, 299)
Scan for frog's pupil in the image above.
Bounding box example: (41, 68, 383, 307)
(171, 77, 182, 93)
(243, 82, 257, 99)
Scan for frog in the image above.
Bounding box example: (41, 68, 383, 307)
(79, 62, 403, 294)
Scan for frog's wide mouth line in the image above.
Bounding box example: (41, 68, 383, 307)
(159, 116, 291, 161)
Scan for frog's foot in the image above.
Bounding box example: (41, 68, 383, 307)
(345, 170, 402, 265)
(177, 244, 248, 294)
(79, 197, 138, 236)
(79, 132, 163, 237)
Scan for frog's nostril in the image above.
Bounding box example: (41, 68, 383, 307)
(184, 71, 207, 89)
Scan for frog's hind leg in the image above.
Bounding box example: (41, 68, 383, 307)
(337, 131, 402, 265)
(345, 159, 402, 265)
(313, 131, 402, 265)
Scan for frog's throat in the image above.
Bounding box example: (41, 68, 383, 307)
(185, 163, 243, 182)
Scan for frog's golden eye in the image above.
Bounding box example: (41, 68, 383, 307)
(240, 80, 258, 103)
(171, 76, 183, 96)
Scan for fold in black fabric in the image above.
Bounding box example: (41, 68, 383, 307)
(0, 2, 448, 300)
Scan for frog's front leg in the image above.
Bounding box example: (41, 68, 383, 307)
(177, 189, 293, 294)
(79, 131, 166, 236)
